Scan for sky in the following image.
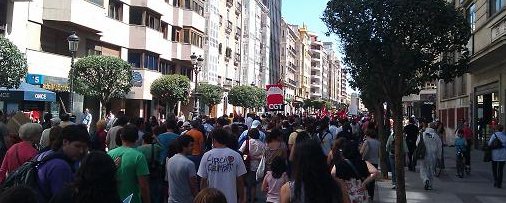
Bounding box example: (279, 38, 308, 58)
(281, 0, 342, 55)
(282, 0, 354, 93)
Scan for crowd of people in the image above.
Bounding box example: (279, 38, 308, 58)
(0, 108, 504, 203)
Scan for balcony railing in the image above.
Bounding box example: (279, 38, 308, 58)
(235, 27, 241, 40)
(225, 21, 232, 34)
(288, 79, 297, 86)
(226, 0, 233, 8)
(236, 3, 242, 15)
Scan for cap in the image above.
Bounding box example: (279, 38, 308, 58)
(251, 120, 261, 129)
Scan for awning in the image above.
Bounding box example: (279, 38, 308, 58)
(0, 82, 56, 102)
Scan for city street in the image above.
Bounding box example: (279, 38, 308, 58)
(375, 147, 506, 203)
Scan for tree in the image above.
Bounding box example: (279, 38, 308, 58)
(150, 74, 190, 117)
(229, 85, 266, 110)
(0, 37, 28, 89)
(196, 83, 223, 110)
(71, 55, 132, 118)
(323, 0, 470, 202)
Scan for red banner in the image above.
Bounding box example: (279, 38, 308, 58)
(266, 84, 284, 111)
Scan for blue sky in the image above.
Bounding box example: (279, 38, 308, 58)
(281, 0, 342, 55)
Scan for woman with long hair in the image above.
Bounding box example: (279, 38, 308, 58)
(265, 129, 287, 172)
(280, 139, 344, 203)
(50, 151, 121, 203)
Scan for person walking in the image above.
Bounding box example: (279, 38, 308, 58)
(262, 157, 288, 203)
(385, 129, 408, 189)
(404, 118, 419, 171)
(487, 124, 506, 188)
(105, 116, 129, 150)
(239, 128, 265, 202)
(0, 123, 42, 183)
(81, 108, 92, 132)
(360, 129, 381, 199)
(137, 132, 162, 203)
(461, 121, 474, 173)
(198, 128, 247, 203)
(166, 135, 198, 203)
(417, 122, 442, 190)
(108, 124, 151, 203)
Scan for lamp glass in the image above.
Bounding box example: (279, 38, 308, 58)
(190, 53, 197, 65)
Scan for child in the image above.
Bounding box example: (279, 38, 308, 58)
(454, 129, 467, 154)
(262, 157, 288, 203)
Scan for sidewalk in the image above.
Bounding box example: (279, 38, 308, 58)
(374, 147, 506, 203)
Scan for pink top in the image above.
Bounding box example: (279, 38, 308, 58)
(263, 171, 288, 203)
(0, 141, 38, 183)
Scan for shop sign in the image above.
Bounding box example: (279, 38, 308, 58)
(132, 71, 143, 87)
(26, 74, 44, 85)
(24, 91, 56, 102)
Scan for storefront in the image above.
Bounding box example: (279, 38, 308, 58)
(0, 82, 56, 121)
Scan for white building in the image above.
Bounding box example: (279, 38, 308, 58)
(309, 33, 324, 100)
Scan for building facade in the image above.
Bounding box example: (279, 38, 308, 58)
(323, 42, 341, 103)
(438, 0, 506, 145)
(280, 18, 298, 113)
(262, 0, 281, 84)
(2, 0, 207, 120)
(309, 33, 324, 100)
(296, 25, 312, 102)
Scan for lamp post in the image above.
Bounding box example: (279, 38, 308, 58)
(190, 52, 204, 118)
(67, 31, 79, 114)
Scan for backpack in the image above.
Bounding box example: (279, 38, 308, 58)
(0, 154, 62, 193)
(148, 143, 163, 180)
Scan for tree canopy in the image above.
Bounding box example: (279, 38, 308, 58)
(196, 83, 223, 106)
(150, 74, 190, 113)
(71, 55, 133, 117)
(323, 0, 471, 202)
(228, 85, 266, 109)
(0, 37, 28, 89)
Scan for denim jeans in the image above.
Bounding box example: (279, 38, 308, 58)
(389, 155, 396, 185)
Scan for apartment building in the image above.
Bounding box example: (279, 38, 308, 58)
(437, 0, 506, 145)
(340, 64, 348, 103)
(296, 24, 312, 102)
(241, 0, 270, 87)
(280, 18, 298, 113)
(2, 0, 206, 120)
(323, 42, 341, 103)
(309, 33, 325, 100)
(262, 0, 282, 84)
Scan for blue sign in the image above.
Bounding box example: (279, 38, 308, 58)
(26, 74, 45, 85)
(132, 71, 143, 87)
(24, 91, 56, 102)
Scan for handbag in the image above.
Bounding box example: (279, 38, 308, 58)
(344, 159, 369, 203)
(243, 139, 251, 171)
(490, 133, 504, 150)
(414, 134, 426, 160)
(256, 155, 266, 181)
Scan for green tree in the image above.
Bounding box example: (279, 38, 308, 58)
(71, 55, 133, 118)
(323, 0, 470, 201)
(196, 83, 223, 109)
(0, 37, 28, 89)
(151, 74, 190, 117)
(229, 85, 266, 110)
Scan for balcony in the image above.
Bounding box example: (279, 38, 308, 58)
(235, 27, 241, 40)
(236, 3, 242, 15)
(43, 0, 105, 33)
(129, 25, 171, 56)
(173, 7, 206, 32)
(234, 53, 241, 66)
(223, 79, 233, 90)
(288, 46, 296, 55)
(171, 42, 204, 61)
(227, 0, 233, 8)
(225, 47, 232, 61)
(288, 79, 297, 87)
(226, 21, 233, 34)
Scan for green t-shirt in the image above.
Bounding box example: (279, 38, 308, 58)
(137, 143, 162, 164)
(108, 146, 150, 203)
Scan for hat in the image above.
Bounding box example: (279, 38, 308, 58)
(182, 121, 191, 128)
(6, 112, 31, 136)
(251, 120, 261, 129)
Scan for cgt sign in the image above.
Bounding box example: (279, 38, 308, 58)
(266, 84, 284, 111)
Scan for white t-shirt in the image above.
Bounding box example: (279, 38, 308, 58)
(197, 147, 247, 203)
(239, 139, 265, 171)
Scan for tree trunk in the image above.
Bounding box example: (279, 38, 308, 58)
(376, 102, 388, 179)
(99, 100, 106, 121)
(392, 98, 407, 203)
(166, 102, 175, 119)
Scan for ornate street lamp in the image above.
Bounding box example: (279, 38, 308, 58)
(67, 31, 79, 114)
(190, 52, 204, 118)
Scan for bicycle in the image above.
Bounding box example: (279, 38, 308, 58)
(456, 151, 465, 178)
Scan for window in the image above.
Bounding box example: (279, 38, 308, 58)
(490, 0, 505, 16)
(192, 1, 204, 16)
(183, 29, 190, 43)
(129, 8, 143, 25)
(184, 0, 191, 9)
(40, 26, 72, 56)
(172, 27, 181, 42)
(85, 0, 104, 7)
(467, 3, 476, 31)
(144, 53, 159, 70)
(161, 22, 169, 39)
(160, 60, 171, 74)
(87, 41, 102, 56)
(146, 13, 161, 31)
(108, 0, 122, 21)
(128, 52, 142, 68)
(173, 0, 180, 7)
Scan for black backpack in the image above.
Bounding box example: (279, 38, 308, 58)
(0, 154, 62, 192)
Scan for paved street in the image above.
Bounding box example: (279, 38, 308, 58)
(375, 147, 506, 203)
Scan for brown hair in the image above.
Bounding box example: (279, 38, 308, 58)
(193, 188, 227, 203)
(96, 120, 107, 130)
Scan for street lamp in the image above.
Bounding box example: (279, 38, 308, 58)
(67, 31, 79, 114)
(190, 52, 204, 118)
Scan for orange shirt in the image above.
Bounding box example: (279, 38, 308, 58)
(186, 129, 204, 155)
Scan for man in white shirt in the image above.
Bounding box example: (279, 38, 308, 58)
(198, 128, 246, 203)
